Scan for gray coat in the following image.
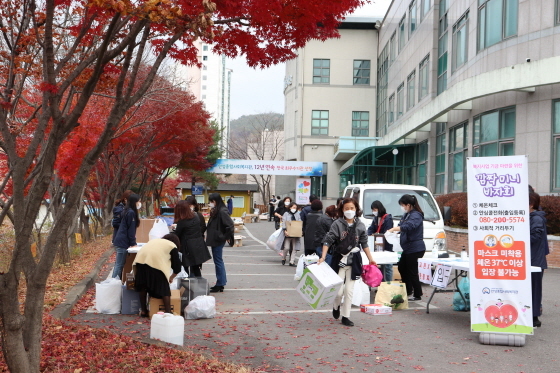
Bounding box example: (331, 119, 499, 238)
(274, 210, 302, 253)
(323, 217, 369, 250)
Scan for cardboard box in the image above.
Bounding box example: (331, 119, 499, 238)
(360, 304, 376, 313)
(136, 219, 156, 243)
(121, 252, 137, 284)
(125, 273, 135, 290)
(296, 263, 343, 309)
(285, 220, 303, 237)
(149, 288, 184, 318)
(121, 285, 141, 315)
(365, 304, 393, 315)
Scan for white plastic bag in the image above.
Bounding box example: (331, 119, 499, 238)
(294, 254, 319, 281)
(266, 228, 282, 251)
(149, 218, 169, 241)
(351, 278, 371, 306)
(384, 231, 400, 246)
(95, 277, 122, 314)
(185, 295, 216, 319)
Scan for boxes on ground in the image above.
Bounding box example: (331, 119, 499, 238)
(121, 285, 140, 315)
(285, 220, 303, 237)
(150, 313, 184, 346)
(296, 263, 343, 309)
(180, 277, 209, 314)
(149, 288, 184, 318)
(360, 304, 376, 312)
(365, 304, 392, 315)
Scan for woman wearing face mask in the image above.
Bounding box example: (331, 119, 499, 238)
(319, 198, 376, 327)
(186, 195, 206, 236)
(387, 194, 426, 301)
(367, 200, 394, 281)
(112, 193, 141, 279)
(174, 200, 212, 278)
(274, 196, 292, 230)
(205, 193, 234, 292)
(276, 202, 302, 266)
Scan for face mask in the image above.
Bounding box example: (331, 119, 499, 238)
(290, 208, 297, 213)
(401, 206, 407, 213)
(284, 201, 290, 206)
(136, 202, 142, 210)
(373, 211, 378, 217)
(209, 202, 215, 208)
(344, 210, 356, 219)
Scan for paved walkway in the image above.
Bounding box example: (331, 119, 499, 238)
(71, 220, 560, 373)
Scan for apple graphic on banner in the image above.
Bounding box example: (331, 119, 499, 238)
(484, 303, 518, 328)
(303, 181, 311, 187)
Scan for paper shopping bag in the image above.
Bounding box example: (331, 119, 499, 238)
(373, 281, 409, 310)
(285, 220, 303, 237)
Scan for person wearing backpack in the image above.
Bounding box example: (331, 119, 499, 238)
(319, 198, 376, 327)
(367, 200, 394, 281)
(205, 193, 234, 293)
(112, 190, 133, 244)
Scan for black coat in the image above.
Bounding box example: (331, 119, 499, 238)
(113, 209, 138, 248)
(367, 213, 394, 251)
(196, 211, 207, 235)
(304, 210, 323, 251)
(300, 205, 313, 231)
(175, 214, 212, 267)
(530, 210, 549, 269)
(274, 206, 288, 222)
(205, 206, 234, 247)
(313, 214, 335, 248)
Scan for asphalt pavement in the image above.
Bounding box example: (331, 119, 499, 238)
(70, 220, 560, 373)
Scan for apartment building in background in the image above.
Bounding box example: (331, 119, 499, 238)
(175, 42, 232, 156)
(286, 1, 560, 197)
(283, 18, 380, 199)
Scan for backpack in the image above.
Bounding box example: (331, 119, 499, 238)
(112, 203, 124, 228)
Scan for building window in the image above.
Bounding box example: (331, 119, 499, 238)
(388, 94, 395, 124)
(407, 70, 416, 110)
(376, 46, 389, 137)
(437, 0, 448, 95)
(417, 141, 428, 186)
(397, 83, 404, 118)
(202, 45, 208, 51)
(453, 11, 469, 71)
(202, 55, 208, 61)
(420, 0, 431, 21)
(313, 59, 330, 84)
(311, 110, 329, 135)
(390, 32, 396, 64)
(202, 65, 207, 70)
(202, 85, 206, 90)
(409, 0, 418, 36)
(478, 0, 518, 51)
(473, 107, 515, 157)
(399, 15, 406, 52)
(552, 100, 560, 190)
(202, 94, 206, 99)
(435, 123, 446, 194)
(557, 0, 560, 25)
(449, 122, 468, 192)
(353, 60, 371, 85)
(418, 55, 429, 100)
(202, 75, 207, 80)
(352, 111, 370, 137)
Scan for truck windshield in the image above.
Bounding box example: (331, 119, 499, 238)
(362, 189, 440, 221)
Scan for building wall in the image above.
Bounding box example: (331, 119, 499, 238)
(284, 24, 379, 198)
(378, 0, 560, 194)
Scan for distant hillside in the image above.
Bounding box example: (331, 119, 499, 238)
(229, 113, 284, 139)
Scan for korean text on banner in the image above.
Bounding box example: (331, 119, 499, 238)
(295, 178, 311, 205)
(208, 159, 323, 176)
(467, 155, 532, 335)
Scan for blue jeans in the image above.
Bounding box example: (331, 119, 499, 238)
(381, 264, 393, 282)
(316, 247, 332, 266)
(212, 243, 227, 287)
(112, 246, 127, 279)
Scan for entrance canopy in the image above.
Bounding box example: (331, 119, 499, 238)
(339, 144, 417, 189)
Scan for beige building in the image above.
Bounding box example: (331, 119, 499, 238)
(283, 18, 380, 198)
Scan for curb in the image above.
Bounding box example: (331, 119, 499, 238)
(50, 245, 115, 319)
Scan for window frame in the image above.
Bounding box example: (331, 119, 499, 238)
(449, 122, 468, 192)
(407, 70, 416, 110)
(452, 11, 469, 72)
(435, 123, 446, 194)
(351, 111, 370, 137)
(311, 110, 329, 136)
(353, 60, 371, 85)
(420, 0, 431, 22)
(556, 0, 560, 25)
(312, 59, 330, 84)
(418, 54, 430, 100)
(388, 94, 395, 124)
(399, 15, 406, 52)
(396, 83, 405, 119)
(473, 106, 516, 157)
(437, 1, 449, 95)
(409, 0, 418, 37)
(477, 0, 518, 51)
(552, 99, 560, 191)
(390, 32, 397, 64)
(417, 140, 428, 186)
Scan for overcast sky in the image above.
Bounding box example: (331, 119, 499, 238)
(227, 0, 392, 120)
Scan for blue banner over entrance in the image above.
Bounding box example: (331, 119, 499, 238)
(208, 159, 323, 176)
